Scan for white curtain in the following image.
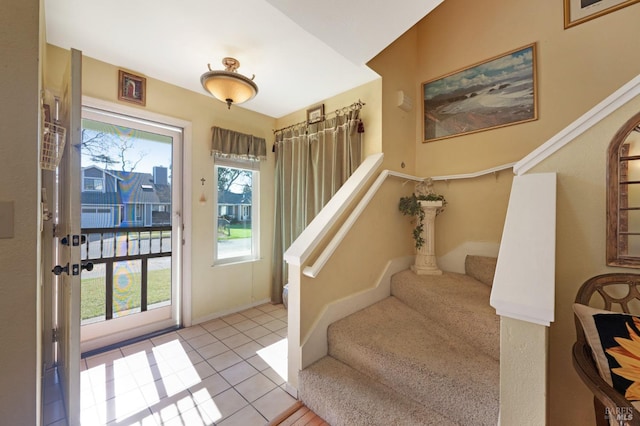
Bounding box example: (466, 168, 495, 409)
(271, 111, 363, 302)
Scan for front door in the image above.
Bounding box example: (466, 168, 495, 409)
(44, 47, 83, 426)
(78, 105, 183, 353)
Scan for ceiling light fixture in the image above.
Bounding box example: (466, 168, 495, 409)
(200, 57, 258, 109)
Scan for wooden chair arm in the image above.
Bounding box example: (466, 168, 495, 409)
(573, 341, 640, 426)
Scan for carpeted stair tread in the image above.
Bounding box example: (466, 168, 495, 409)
(328, 296, 499, 425)
(299, 356, 457, 426)
(465, 255, 497, 286)
(391, 270, 500, 360)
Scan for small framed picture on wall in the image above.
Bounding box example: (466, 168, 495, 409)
(307, 104, 325, 124)
(118, 70, 146, 106)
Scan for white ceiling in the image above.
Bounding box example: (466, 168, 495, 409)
(45, 0, 443, 118)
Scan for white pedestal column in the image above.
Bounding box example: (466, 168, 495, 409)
(411, 200, 443, 275)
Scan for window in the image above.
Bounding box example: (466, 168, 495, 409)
(607, 111, 640, 267)
(214, 158, 260, 263)
(83, 177, 104, 191)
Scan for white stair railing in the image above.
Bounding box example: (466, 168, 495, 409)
(302, 162, 516, 278)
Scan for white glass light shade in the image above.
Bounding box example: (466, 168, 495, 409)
(200, 70, 258, 109)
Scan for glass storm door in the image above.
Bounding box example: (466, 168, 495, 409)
(79, 107, 183, 353)
(43, 48, 83, 426)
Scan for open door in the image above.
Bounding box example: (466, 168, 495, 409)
(50, 48, 83, 425)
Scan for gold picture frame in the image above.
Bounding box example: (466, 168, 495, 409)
(564, 0, 640, 28)
(307, 104, 325, 124)
(422, 43, 537, 143)
(118, 70, 146, 106)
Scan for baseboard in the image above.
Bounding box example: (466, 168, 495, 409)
(299, 256, 414, 369)
(284, 382, 298, 399)
(191, 298, 272, 325)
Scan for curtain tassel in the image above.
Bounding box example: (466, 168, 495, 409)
(357, 119, 365, 133)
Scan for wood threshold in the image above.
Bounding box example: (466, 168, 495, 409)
(267, 401, 329, 426)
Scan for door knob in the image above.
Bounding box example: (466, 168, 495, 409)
(81, 262, 94, 272)
(52, 263, 69, 276)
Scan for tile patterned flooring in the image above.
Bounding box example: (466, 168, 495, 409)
(44, 303, 295, 425)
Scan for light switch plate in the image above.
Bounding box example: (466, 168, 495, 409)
(0, 201, 15, 239)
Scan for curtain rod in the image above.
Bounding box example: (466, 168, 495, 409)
(273, 99, 365, 134)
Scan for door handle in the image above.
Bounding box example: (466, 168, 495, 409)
(52, 262, 92, 275)
(52, 263, 69, 276)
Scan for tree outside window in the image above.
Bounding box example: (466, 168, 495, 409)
(214, 159, 259, 263)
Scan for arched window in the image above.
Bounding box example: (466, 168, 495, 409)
(607, 111, 640, 267)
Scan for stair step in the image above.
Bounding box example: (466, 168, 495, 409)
(391, 270, 500, 360)
(299, 356, 457, 426)
(327, 296, 499, 425)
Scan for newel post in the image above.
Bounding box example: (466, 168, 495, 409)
(411, 200, 443, 275)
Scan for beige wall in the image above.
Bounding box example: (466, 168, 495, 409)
(531, 95, 640, 425)
(0, 0, 42, 423)
(297, 177, 415, 340)
(368, 27, 419, 172)
(45, 45, 277, 324)
(368, 0, 640, 423)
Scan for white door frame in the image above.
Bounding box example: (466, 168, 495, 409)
(82, 96, 193, 330)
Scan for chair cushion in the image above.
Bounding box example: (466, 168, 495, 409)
(574, 303, 640, 402)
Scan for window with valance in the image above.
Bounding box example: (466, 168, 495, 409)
(210, 126, 265, 264)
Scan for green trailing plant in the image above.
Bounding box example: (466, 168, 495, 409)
(398, 192, 447, 250)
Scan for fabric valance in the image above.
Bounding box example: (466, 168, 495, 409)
(210, 126, 267, 161)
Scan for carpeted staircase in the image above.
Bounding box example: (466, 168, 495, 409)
(299, 256, 500, 426)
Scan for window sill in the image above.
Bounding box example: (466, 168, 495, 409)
(212, 257, 261, 267)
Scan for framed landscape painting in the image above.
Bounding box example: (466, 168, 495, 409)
(422, 43, 537, 143)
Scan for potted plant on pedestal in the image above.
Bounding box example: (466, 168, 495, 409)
(398, 178, 446, 275)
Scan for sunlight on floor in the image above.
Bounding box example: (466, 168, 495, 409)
(73, 303, 292, 425)
(257, 338, 288, 382)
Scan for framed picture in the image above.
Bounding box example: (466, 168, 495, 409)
(118, 70, 146, 106)
(564, 0, 639, 28)
(422, 43, 537, 143)
(307, 104, 324, 124)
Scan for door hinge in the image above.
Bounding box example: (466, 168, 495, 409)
(52, 328, 59, 343)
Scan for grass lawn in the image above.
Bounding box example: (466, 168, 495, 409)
(218, 224, 252, 240)
(81, 267, 171, 321)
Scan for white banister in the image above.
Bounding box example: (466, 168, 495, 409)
(515, 74, 640, 176)
(302, 162, 516, 278)
(302, 169, 421, 278)
(431, 162, 516, 181)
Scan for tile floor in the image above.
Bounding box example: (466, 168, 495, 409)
(43, 303, 295, 425)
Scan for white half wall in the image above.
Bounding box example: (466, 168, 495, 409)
(490, 173, 556, 326)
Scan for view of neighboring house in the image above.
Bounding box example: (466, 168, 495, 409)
(80, 165, 171, 228)
(217, 190, 252, 223)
